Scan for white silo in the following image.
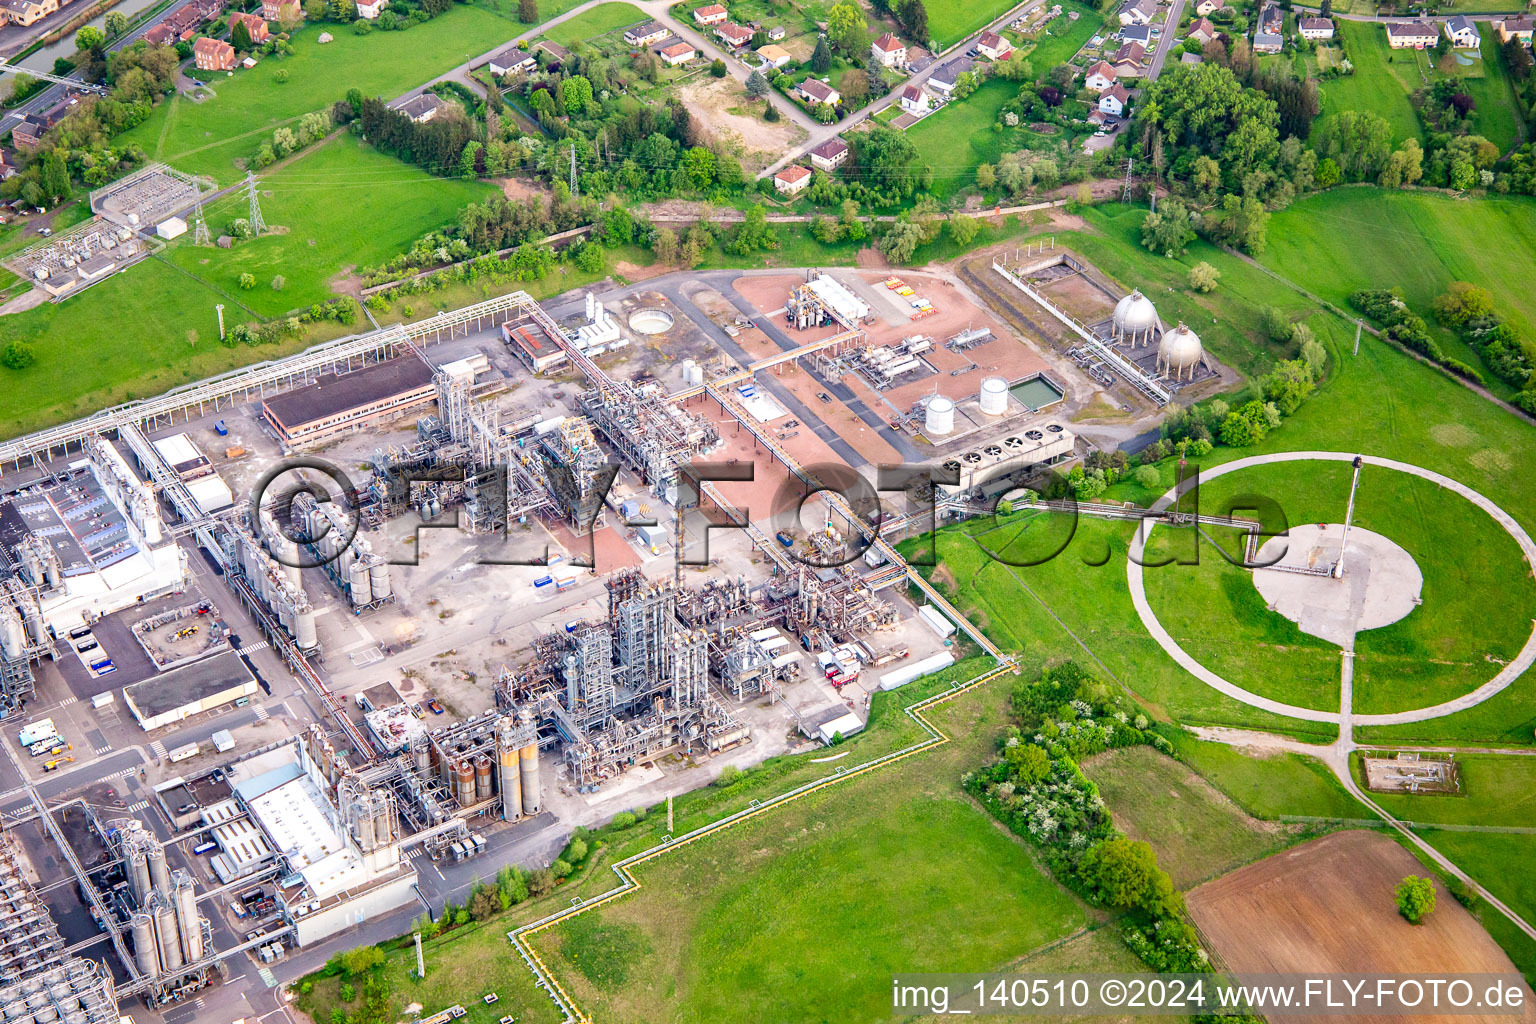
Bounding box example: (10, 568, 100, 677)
(978, 377, 1009, 416)
(348, 560, 371, 606)
(0, 610, 24, 660)
(924, 396, 955, 435)
(295, 602, 318, 651)
(368, 560, 391, 601)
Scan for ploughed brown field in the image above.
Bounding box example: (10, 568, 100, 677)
(1188, 830, 1536, 1024)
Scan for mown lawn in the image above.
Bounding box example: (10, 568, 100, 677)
(1025, 0, 1104, 69)
(542, 1, 647, 46)
(1462, 25, 1524, 154)
(906, 79, 1026, 200)
(1141, 459, 1536, 716)
(1361, 754, 1536, 828)
(117, 5, 516, 183)
(1165, 731, 1370, 820)
(1314, 20, 1422, 144)
(166, 137, 495, 316)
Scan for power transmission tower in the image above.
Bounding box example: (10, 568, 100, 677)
(1121, 158, 1134, 203)
(569, 143, 578, 196)
(246, 172, 266, 235)
(192, 200, 210, 246)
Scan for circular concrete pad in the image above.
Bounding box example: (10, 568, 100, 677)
(1251, 524, 1423, 649)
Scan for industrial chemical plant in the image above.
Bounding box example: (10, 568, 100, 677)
(0, 248, 1203, 1024)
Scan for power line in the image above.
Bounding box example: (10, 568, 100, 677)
(246, 172, 266, 235)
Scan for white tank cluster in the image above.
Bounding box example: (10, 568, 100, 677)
(0, 584, 48, 662)
(116, 821, 206, 982)
(924, 395, 956, 435)
(1157, 322, 1205, 380)
(340, 778, 397, 855)
(1112, 289, 1160, 346)
(978, 376, 1009, 416)
(232, 523, 317, 653)
(290, 493, 391, 611)
(0, 959, 118, 1024)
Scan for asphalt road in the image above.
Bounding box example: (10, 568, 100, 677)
(1145, 0, 1188, 80)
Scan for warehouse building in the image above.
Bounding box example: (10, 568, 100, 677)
(150, 433, 234, 514)
(123, 651, 258, 730)
(261, 358, 437, 449)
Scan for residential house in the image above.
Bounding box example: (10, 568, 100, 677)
(1121, 24, 1152, 45)
(534, 39, 570, 68)
(1110, 40, 1146, 71)
(767, 24, 786, 39)
(229, 11, 270, 44)
(976, 30, 1013, 60)
(10, 116, 45, 150)
(926, 55, 974, 94)
(193, 36, 236, 71)
(809, 137, 849, 171)
(144, 22, 175, 44)
(260, 0, 301, 19)
(1117, 0, 1156, 26)
(1252, 28, 1282, 53)
(624, 20, 669, 45)
(1193, 0, 1221, 13)
(487, 45, 536, 77)
(396, 92, 448, 123)
(1185, 16, 1215, 44)
(756, 43, 793, 68)
(1180, 49, 1203, 63)
(659, 41, 695, 65)
(1099, 82, 1130, 116)
(0, 0, 57, 27)
(1297, 16, 1333, 40)
(1443, 14, 1478, 48)
(796, 77, 840, 107)
(1085, 60, 1118, 91)
(773, 165, 811, 195)
(1257, 2, 1281, 33)
(871, 32, 906, 66)
(355, 0, 386, 17)
(1385, 20, 1438, 48)
(1495, 16, 1534, 44)
(693, 2, 728, 26)
(898, 82, 930, 114)
(714, 22, 753, 48)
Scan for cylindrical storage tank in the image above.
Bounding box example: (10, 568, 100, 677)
(153, 901, 183, 974)
(454, 761, 474, 807)
(22, 605, 45, 647)
(372, 793, 392, 847)
(295, 605, 318, 651)
(924, 396, 955, 436)
(519, 742, 540, 815)
(127, 851, 151, 904)
(174, 879, 203, 963)
(368, 560, 390, 601)
(498, 738, 522, 821)
(413, 739, 430, 773)
(348, 560, 371, 607)
(281, 538, 302, 588)
(130, 914, 158, 978)
(147, 845, 169, 892)
(474, 757, 492, 802)
(979, 376, 1009, 416)
(0, 610, 23, 659)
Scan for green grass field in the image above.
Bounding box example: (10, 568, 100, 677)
(1084, 745, 1296, 888)
(1165, 731, 1370, 820)
(1462, 24, 1524, 154)
(534, 677, 1085, 1023)
(925, 0, 1022, 50)
(1315, 20, 1423, 145)
(1262, 188, 1536, 358)
(542, 1, 647, 46)
(166, 137, 495, 316)
(117, 5, 516, 183)
(1024, 0, 1104, 69)
(1360, 754, 1536, 827)
(1420, 830, 1536, 927)
(1141, 460, 1536, 716)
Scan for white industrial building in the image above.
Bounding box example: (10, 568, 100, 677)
(806, 274, 870, 326)
(211, 733, 419, 946)
(0, 438, 188, 634)
(151, 433, 235, 514)
(123, 652, 258, 730)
